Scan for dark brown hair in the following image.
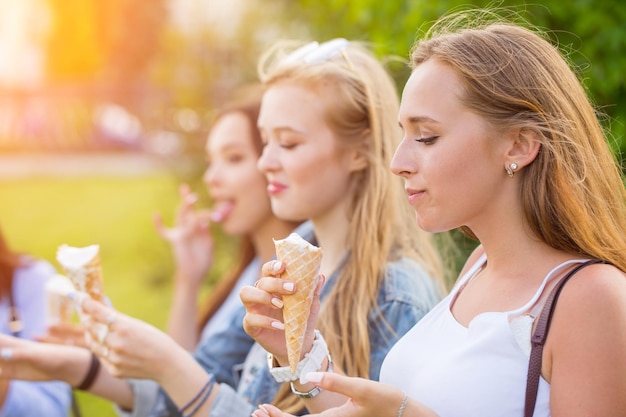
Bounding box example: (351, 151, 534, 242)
(197, 85, 264, 331)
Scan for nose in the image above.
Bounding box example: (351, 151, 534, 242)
(257, 142, 279, 173)
(390, 138, 415, 178)
(203, 162, 220, 186)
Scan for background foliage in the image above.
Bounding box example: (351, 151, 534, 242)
(280, 0, 626, 163)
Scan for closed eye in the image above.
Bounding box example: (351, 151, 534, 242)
(415, 136, 438, 145)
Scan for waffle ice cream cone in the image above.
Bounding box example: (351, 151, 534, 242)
(57, 244, 106, 303)
(45, 274, 76, 325)
(274, 233, 322, 374)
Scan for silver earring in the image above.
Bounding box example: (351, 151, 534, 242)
(506, 162, 518, 177)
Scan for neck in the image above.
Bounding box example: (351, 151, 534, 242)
(311, 205, 351, 279)
(470, 217, 573, 282)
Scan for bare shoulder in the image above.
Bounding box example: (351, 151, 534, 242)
(558, 262, 626, 311)
(546, 263, 626, 414)
(548, 261, 626, 360)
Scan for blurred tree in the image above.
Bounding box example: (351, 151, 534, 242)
(44, 0, 167, 98)
(96, 0, 167, 107)
(45, 0, 102, 81)
(280, 0, 626, 165)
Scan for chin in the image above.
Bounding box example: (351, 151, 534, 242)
(270, 204, 300, 222)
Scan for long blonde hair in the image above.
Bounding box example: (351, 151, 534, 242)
(258, 40, 446, 412)
(410, 10, 626, 271)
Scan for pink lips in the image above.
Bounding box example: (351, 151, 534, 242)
(267, 182, 287, 195)
(406, 188, 424, 204)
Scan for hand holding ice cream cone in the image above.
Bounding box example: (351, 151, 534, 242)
(273, 233, 323, 374)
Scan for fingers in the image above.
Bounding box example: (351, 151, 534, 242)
(152, 213, 167, 237)
(79, 299, 119, 359)
(305, 371, 405, 412)
(252, 404, 299, 417)
(261, 260, 286, 277)
(81, 299, 117, 325)
(177, 184, 198, 220)
(305, 372, 365, 399)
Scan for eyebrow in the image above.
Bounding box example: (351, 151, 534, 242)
(258, 125, 306, 137)
(398, 116, 440, 129)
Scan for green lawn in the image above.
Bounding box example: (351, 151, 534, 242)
(0, 172, 235, 416)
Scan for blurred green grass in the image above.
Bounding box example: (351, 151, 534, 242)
(0, 173, 235, 416)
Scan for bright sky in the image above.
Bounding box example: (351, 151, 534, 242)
(168, 0, 246, 38)
(0, 0, 50, 88)
(0, 0, 247, 88)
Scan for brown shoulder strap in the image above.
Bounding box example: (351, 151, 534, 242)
(524, 259, 607, 417)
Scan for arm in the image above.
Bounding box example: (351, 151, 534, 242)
(155, 183, 214, 350)
(252, 372, 438, 417)
(546, 264, 626, 416)
(0, 334, 134, 409)
(80, 299, 250, 417)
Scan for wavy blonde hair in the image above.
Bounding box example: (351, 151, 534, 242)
(410, 10, 626, 271)
(258, 40, 447, 412)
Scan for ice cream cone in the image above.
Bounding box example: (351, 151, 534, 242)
(45, 274, 76, 325)
(57, 244, 106, 303)
(274, 233, 322, 374)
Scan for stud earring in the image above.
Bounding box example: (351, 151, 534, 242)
(506, 162, 518, 177)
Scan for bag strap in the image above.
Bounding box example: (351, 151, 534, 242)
(524, 259, 607, 417)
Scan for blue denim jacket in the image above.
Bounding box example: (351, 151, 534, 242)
(120, 222, 441, 417)
(206, 254, 441, 417)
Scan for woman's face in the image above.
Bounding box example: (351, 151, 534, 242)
(257, 83, 358, 223)
(203, 112, 273, 236)
(392, 59, 511, 233)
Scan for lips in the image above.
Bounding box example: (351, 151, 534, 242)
(267, 182, 287, 195)
(406, 188, 425, 204)
(210, 200, 235, 222)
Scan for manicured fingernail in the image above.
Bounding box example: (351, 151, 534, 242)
(271, 298, 283, 308)
(305, 372, 323, 383)
(272, 261, 283, 274)
(271, 321, 284, 330)
(283, 282, 294, 292)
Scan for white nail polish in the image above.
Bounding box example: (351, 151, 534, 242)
(271, 321, 285, 330)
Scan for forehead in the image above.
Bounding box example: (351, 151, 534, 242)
(206, 112, 253, 152)
(258, 82, 327, 127)
(399, 59, 465, 123)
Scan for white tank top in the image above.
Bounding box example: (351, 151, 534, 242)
(380, 254, 589, 417)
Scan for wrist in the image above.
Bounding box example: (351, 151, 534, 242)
(268, 330, 329, 384)
(289, 354, 333, 399)
(173, 271, 205, 289)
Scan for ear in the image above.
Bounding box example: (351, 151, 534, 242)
(346, 148, 369, 172)
(345, 130, 371, 172)
(505, 127, 541, 168)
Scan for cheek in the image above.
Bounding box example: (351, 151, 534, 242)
(226, 173, 273, 233)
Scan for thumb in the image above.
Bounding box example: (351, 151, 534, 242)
(304, 371, 366, 400)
